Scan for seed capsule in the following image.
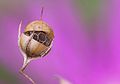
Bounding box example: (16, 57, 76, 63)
(18, 8, 54, 84)
(19, 20, 54, 58)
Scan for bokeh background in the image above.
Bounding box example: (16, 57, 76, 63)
(0, 0, 120, 84)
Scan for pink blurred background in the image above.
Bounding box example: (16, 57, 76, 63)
(0, 0, 120, 84)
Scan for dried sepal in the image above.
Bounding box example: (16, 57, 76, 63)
(18, 21, 35, 84)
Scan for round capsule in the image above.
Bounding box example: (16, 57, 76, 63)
(19, 20, 54, 58)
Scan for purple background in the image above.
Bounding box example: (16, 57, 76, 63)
(0, 0, 120, 84)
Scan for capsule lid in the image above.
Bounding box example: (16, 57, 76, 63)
(25, 20, 54, 39)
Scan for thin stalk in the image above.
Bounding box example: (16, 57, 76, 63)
(40, 7, 44, 20)
(19, 57, 35, 84)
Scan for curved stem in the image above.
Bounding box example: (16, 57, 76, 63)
(19, 57, 36, 84)
(19, 70, 35, 84)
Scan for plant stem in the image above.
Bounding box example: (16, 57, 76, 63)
(19, 57, 35, 84)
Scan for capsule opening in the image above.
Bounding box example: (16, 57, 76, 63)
(24, 31, 52, 47)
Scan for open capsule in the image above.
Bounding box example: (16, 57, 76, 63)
(18, 8, 54, 84)
(20, 20, 54, 58)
